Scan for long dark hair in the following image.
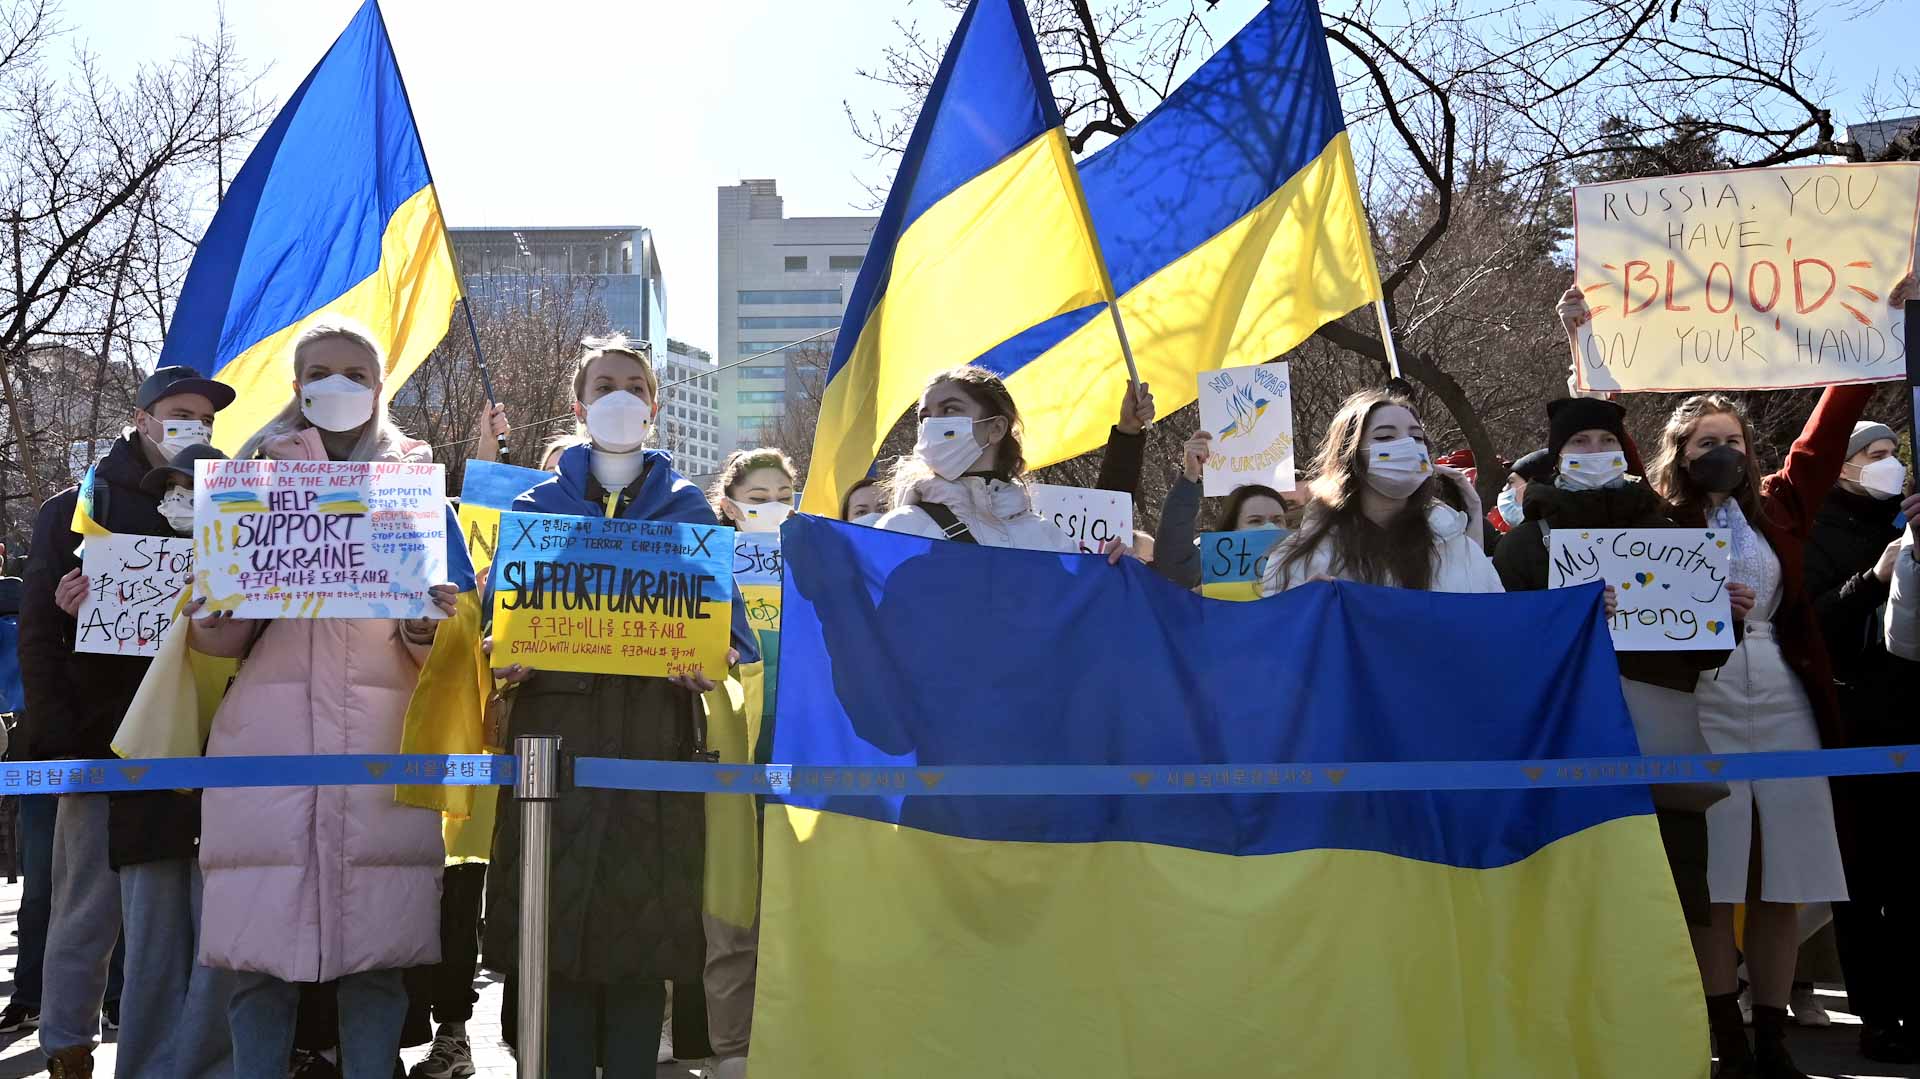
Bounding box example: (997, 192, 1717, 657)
(885, 365, 1027, 501)
(1212, 484, 1286, 531)
(1648, 393, 1764, 526)
(1276, 388, 1437, 590)
(840, 476, 884, 520)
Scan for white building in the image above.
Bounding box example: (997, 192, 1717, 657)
(715, 179, 876, 451)
(1846, 115, 1920, 160)
(657, 341, 723, 480)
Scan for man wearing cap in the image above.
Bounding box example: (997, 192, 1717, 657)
(17, 366, 235, 1079)
(1806, 419, 1920, 1063)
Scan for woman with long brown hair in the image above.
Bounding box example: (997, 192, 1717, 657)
(1646, 384, 1871, 1079)
(1261, 388, 1500, 594)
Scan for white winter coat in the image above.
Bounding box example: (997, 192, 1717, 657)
(1260, 502, 1504, 595)
(1888, 532, 1918, 662)
(876, 476, 1077, 553)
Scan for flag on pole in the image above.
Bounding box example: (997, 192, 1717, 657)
(157, 0, 462, 453)
(980, 0, 1383, 473)
(798, 0, 1113, 517)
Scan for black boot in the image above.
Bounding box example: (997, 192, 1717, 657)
(1751, 1005, 1810, 1079)
(1708, 991, 1755, 1077)
(1860, 1022, 1917, 1065)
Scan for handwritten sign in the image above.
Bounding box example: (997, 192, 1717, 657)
(1195, 363, 1295, 496)
(457, 460, 552, 571)
(1572, 162, 1920, 391)
(1197, 529, 1290, 602)
(491, 512, 733, 677)
(76, 534, 194, 656)
(1027, 484, 1133, 554)
(193, 460, 448, 620)
(734, 530, 784, 722)
(1548, 528, 1732, 650)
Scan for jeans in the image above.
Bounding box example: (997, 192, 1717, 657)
(229, 969, 407, 1079)
(40, 794, 122, 1055)
(547, 977, 665, 1079)
(10, 794, 56, 1008)
(119, 858, 233, 1078)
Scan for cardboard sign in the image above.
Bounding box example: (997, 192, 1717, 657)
(1572, 162, 1920, 391)
(76, 534, 194, 656)
(193, 459, 449, 620)
(1548, 528, 1733, 650)
(1195, 364, 1295, 496)
(457, 459, 553, 571)
(735, 530, 784, 723)
(1197, 529, 1290, 602)
(491, 512, 734, 677)
(1027, 484, 1134, 554)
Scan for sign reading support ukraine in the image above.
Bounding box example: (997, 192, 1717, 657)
(490, 511, 733, 677)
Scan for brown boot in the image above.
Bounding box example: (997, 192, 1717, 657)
(45, 1046, 94, 1079)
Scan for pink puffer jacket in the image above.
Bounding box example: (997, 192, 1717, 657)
(195, 427, 444, 982)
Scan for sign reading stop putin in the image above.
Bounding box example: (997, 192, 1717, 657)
(1571, 162, 1920, 392)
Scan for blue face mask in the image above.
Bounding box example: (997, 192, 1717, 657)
(1496, 485, 1525, 528)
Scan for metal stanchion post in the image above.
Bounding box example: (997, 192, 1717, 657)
(515, 735, 561, 1079)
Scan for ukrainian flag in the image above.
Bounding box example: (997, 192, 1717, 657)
(157, 0, 461, 453)
(979, 0, 1382, 473)
(798, 0, 1112, 517)
(757, 516, 1706, 1077)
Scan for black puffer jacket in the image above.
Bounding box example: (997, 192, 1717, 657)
(483, 669, 707, 983)
(18, 433, 199, 867)
(1493, 478, 1731, 690)
(1804, 485, 1903, 744)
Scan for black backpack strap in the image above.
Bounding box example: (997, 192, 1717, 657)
(918, 502, 978, 544)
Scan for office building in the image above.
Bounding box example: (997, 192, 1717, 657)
(450, 225, 720, 473)
(1846, 115, 1920, 160)
(716, 180, 877, 451)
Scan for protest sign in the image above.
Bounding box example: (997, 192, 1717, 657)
(491, 512, 734, 677)
(1195, 364, 1295, 496)
(1548, 528, 1732, 650)
(1197, 529, 1290, 602)
(457, 459, 553, 570)
(735, 530, 784, 725)
(193, 459, 448, 620)
(1571, 162, 1920, 392)
(76, 534, 194, 656)
(1027, 484, 1133, 554)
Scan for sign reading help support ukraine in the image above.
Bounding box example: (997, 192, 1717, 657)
(491, 511, 734, 677)
(76, 534, 194, 656)
(1197, 529, 1290, 602)
(1548, 527, 1733, 650)
(192, 460, 448, 619)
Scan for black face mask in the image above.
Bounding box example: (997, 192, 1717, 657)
(1686, 444, 1747, 494)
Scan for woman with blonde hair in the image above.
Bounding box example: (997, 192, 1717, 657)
(1262, 388, 1500, 594)
(186, 317, 459, 1078)
(1644, 384, 1870, 1079)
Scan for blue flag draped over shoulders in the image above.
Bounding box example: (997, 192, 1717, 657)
(754, 514, 1706, 1078)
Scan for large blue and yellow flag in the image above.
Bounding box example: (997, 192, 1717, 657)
(799, 0, 1112, 516)
(982, 0, 1382, 472)
(158, 0, 461, 453)
(757, 516, 1704, 1076)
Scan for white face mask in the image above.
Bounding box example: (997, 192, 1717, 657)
(1362, 437, 1431, 499)
(915, 417, 987, 481)
(159, 488, 195, 535)
(300, 375, 377, 433)
(851, 511, 883, 527)
(157, 420, 210, 458)
(584, 390, 654, 452)
(731, 500, 791, 533)
(1558, 450, 1628, 491)
(1857, 456, 1907, 500)
(1496, 485, 1525, 527)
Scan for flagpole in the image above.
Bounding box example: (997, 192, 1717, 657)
(372, 0, 509, 464)
(1106, 303, 1141, 387)
(1372, 297, 1404, 380)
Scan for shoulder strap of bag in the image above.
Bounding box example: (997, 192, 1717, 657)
(918, 502, 978, 544)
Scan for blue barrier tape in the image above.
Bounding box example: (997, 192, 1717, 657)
(573, 745, 1920, 796)
(1, 755, 514, 794)
(11, 746, 1918, 796)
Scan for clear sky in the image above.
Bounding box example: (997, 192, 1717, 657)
(51, 0, 1915, 353)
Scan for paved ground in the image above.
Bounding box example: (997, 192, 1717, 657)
(0, 873, 1911, 1077)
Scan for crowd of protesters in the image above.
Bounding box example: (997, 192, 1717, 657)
(0, 275, 1916, 1079)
